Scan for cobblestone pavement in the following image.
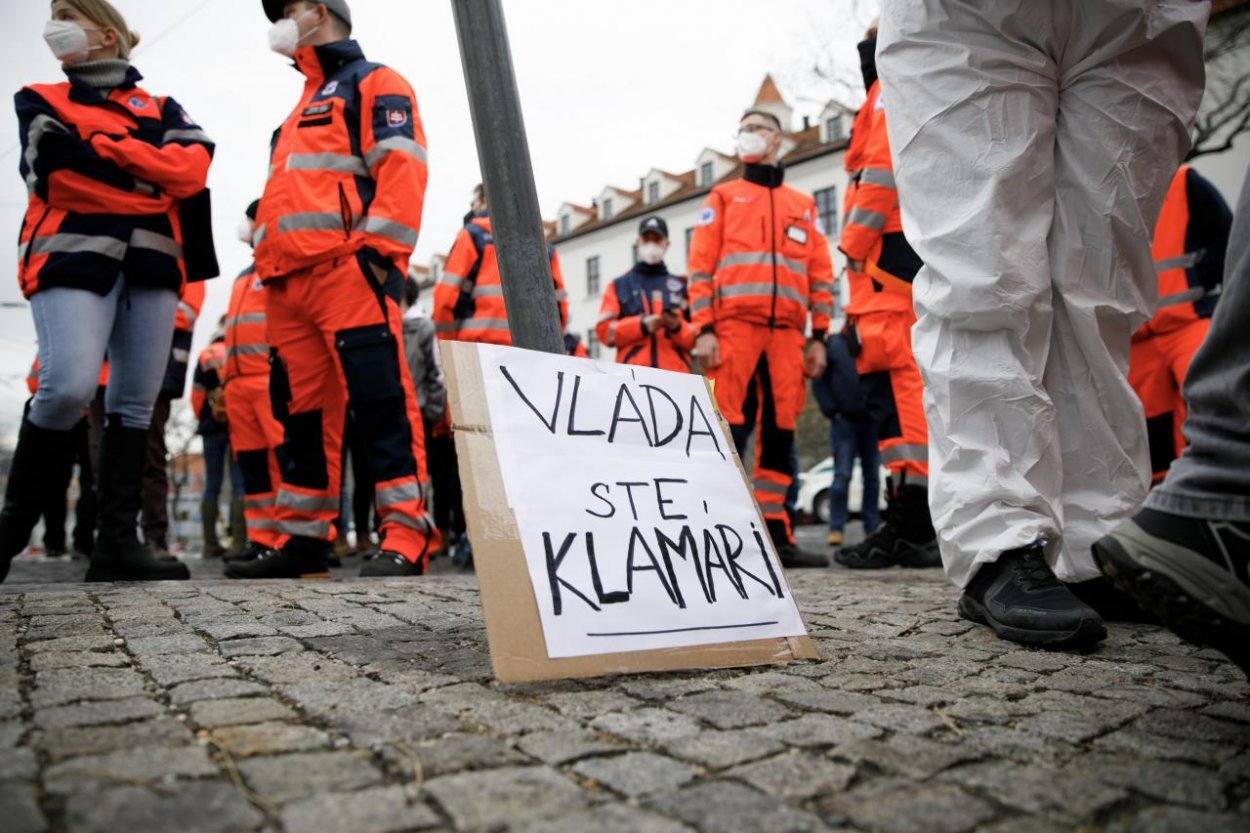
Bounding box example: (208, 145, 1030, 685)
(1, 527, 1248, 833)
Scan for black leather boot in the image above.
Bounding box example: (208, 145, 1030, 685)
(836, 481, 939, 569)
(1, 415, 75, 582)
(86, 419, 189, 582)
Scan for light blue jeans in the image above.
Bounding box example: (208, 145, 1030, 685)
(29, 281, 177, 431)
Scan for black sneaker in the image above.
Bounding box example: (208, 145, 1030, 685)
(224, 543, 331, 579)
(775, 541, 829, 569)
(958, 543, 1106, 648)
(1094, 509, 1250, 675)
(834, 525, 941, 569)
(223, 541, 270, 563)
(359, 550, 425, 577)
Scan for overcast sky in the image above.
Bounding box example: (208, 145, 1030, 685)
(0, 0, 874, 440)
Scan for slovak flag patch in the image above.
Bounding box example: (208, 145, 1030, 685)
(387, 109, 408, 128)
(128, 96, 147, 109)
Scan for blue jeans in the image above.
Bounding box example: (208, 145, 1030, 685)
(830, 415, 881, 534)
(29, 281, 177, 431)
(202, 432, 245, 504)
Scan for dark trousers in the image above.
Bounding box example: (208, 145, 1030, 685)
(830, 415, 881, 534)
(141, 392, 173, 548)
(426, 429, 465, 538)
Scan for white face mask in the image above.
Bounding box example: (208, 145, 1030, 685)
(736, 130, 770, 163)
(236, 218, 255, 245)
(44, 20, 98, 66)
(268, 10, 317, 57)
(638, 242, 666, 266)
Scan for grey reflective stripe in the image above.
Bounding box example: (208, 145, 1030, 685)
(227, 344, 269, 358)
(606, 321, 618, 347)
(812, 303, 833, 315)
(810, 279, 834, 293)
(691, 297, 712, 313)
(247, 519, 279, 530)
(717, 251, 808, 276)
(902, 474, 929, 487)
(163, 128, 212, 144)
(276, 491, 339, 513)
(376, 482, 421, 507)
(279, 519, 331, 538)
(1154, 252, 1203, 272)
(24, 115, 62, 194)
(252, 223, 267, 247)
(555, 290, 568, 302)
(173, 348, 190, 362)
(278, 212, 345, 234)
(134, 179, 158, 197)
(363, 137, 428, 169)
(1156, 287, 1208, 308)
(719, 282, 808, 305)
(439, 272, 465, 289)
(384, 512, 432, 533)
(244, 496, 275, 509)
(358, 216, 419, 247)
(435, 321, 459, 333)
(848, 207, 887, 230)
(176, 302, 198, 328)
(880, 444, 928, 464)
(130, 229, 183, 259)
(859, 167, 896, 189)
(462, 317, 511, 332)
(286, 152, 369, 176)
(690, 271, 714, 285)
(226, 313, 266, 327)
(754, 480, 789, 496)
(473, 285, 504, 298)
(20, 233, 127, 261)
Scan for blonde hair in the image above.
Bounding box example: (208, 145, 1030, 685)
(58, 0, 140, 58)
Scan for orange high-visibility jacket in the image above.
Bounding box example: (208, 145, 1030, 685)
(1139, 165, 1232, 338)
(15, 69, 213, 298)
(431, 215, 568, 344)
(222, 264, 269, 383)
(596, 263, 695, 372)
(190, 337, 226, 422)
(176, 279, 204, 332)
(840, 79, 917, 315)
(687, 164, 835, 336)
(253, 40, 427, 280)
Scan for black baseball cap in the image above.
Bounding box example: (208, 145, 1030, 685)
(638, 216, 668, 238)
(262, 0, 352, 32)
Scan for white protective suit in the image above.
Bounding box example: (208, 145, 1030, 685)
(876, 0, 1208, 587)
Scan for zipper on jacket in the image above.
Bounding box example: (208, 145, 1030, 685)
(337, 183, 353, 240)
(23, 207, 51, 270)
(768, 186, 778, 330)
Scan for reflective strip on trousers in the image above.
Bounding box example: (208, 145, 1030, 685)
(245, 496, 276, 509)
(719, 282, 808, 305)
(717, 251, 809, 277)
(376, 481, 422, 507)
(19, 232, 127, 261)
(462, 317, 511, 332)
(754, 479, 789, 496)
(435, 321, 459, 333)
(363, 137, 429, 169)
(278, 519, 331, 538)
(226, 313, 266, 327)
(176, 301, 198, 328)
(384, 511, 433, 533)
(286, 153, 369, 176)
(277, 491, 340, 513)
(1155, 286, 1211, 309)
(811, 302, 833, 316)
(439, 271, 465, 290)
(881, 443, 929, 464)
(859, 167, 897, 189)
(247, 519, 279, 530)
(227, 344, 268, 359)
(473, 285, 504, 298)
(1154, 251, 1203, 272)
(163, 128, 213, 144)
(691, 297, 712, 313)
(131, 229, 183, 259)
(847, 207, 887, 230)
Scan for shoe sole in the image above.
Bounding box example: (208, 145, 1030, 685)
(957, 593, 1107, 648)
(1093, 524, 1250, 676)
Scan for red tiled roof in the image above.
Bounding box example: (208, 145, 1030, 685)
(754, 74, 785, 106)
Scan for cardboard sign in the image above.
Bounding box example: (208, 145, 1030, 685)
(442, 341, 817, 682)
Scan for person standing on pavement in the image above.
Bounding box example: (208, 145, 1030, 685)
(812, 331, 880, 548)
(876, 0, 1208, 646)
(189, 322, 234, 558)
(833, 21, 938, 572)
(1095, 162, 1250, 676)
(1, 0, 215, 583)
(687, 110, 836, 569)
(596, 216, 695, 372)
(230, 0, 439, 579)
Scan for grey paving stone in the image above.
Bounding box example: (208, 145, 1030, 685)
(1132, 709, 1250, 745)
(189, 697, 297, 728)
(1083, 754, 1230, 810)
(572, 751, 697, 797)
(0, 746, 37, 780)
(540, 689, 644, 721)
(138, 654, 237, 687)
(208, 721, 332, 758)
(516, 728, 624, 765)
(721, 671, 822, 696)
(1200, 702, 1250, 724)
(831, 732, 979, 780)
(232, 652, 359, 684)
(44, 744, 217, 792)
(647, 780, 830, 833)
(666, 689, 792, 729)
(168, 678, 270, 706)
(24, 634, 116, 654)
(281, 679, 420, 719)
(193, 618, 280, 641)
(423, 766, 590, 830)
(0, 720, 24, 748)
(851, 703, 947, 735)
(940, 761, 1128, 822)
(819, 780, 995, 833)
(663, 728, 787, 770)
(62, 781, 263, 833)
(329, 705, 463, 748)
(1092, 728, 1240, 765)
(0, 781, 47, 833)
(405, 732, 529, 777)
(28, 650, 130, 671)
(123, 634, 212, 656)
(38, 716, 193, 762)
(30, 668, 148, 708)
(218, 636, 305, 657)
(279, 785, 441, 833)
(237, 750, 383, 804)
(728, 750, 855, 800)
(1106, 806, 1250, 833)
(757, 714, 883, 748)
(34, 696, 163, 730)
(591, 707, 705, 746)
(510, 803, 696, 833)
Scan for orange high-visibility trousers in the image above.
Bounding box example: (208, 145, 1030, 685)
(709, 319, 806, 541)
(852, 307, 929, 484)
(1129, 317, 1210, 483)
(225, 373, 284, 549)
(265, 254, 438, 567)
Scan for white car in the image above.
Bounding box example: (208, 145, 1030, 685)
(795, 456, 888, 525)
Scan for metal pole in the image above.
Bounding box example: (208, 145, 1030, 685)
(451, 0, 564, 355)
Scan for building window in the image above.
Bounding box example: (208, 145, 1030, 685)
(586, 329, 601, 359)
(602, 198, 613, 221)
(815, 187, 837, 236)
(560, 215, 570, 236)
(700, 161, 714, 186)
(647, 181, 660, 204)
(826, 116, 843, 143)
(586, 255, 601, 296)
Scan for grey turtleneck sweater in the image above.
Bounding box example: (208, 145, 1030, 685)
(66, 58, 130, 94)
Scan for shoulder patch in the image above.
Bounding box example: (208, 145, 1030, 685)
(697, 206, 716, 227)
(321, 80, 339, 96)
(128, 95, 148, 109)
(666, 277, 683, 293)
(386, 109, 408, 128)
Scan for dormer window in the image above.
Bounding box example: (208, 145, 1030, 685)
(602, 198, 613, 221)
(826, 116, 843, 142)
(700, 161, 714, 186)
(647, 181, 659, 204)
(560, 215, 570, 236)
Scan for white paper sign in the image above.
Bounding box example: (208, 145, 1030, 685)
(477, 344, 808, 659)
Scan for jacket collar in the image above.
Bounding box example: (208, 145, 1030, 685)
(65, 64, 143, 105)
(292, 39, 365, 83)
(743, 163, 785, 189)
(634, 261, 669, 276)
